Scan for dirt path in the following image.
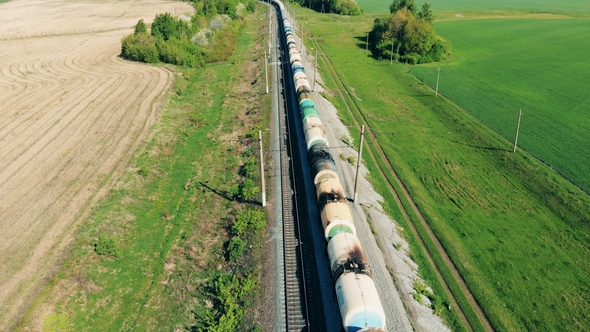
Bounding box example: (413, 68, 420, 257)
(0, 1, 193, 329)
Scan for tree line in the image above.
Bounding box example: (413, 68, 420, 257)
(369, 0, 449, 64)
(121, 0, 257, 67)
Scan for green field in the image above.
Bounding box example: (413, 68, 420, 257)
(296, 8, 590, 331)
(412, 18, 590, 194)
(356, 0, 590, 15)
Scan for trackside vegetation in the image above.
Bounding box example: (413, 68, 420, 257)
(21, 6, 272, 331)
(121, 0, 258, 66)
(293, 6, 590, 331)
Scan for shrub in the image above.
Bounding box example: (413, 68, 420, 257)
(192, 28, 214, 46)
(232, 209, 266, 236)
(239, 179, 259, 200)
(156, 37, 204, 67)
(239, 158, 257, 178)
(134, 19, 147, 35)
(210, 14, 232, 31)
(152, 13, 179, 41)
(227, 236, 247, 262)
(95, 237, 119, 258)
(121, 33, 159, 63)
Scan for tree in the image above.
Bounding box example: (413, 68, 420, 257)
(134, 19, 147, 35)
(418, 2, 433, 24)
(151, 13, 179, 41)
(402, 15, 436, 56)
(389, 0, 416, 14)
(370, 6, 449, 63)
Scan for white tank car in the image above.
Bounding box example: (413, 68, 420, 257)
(303, 116, 328, 149)
(328, 233, 387, 331)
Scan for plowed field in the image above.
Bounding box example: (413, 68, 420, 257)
(0, 0, 193, 329)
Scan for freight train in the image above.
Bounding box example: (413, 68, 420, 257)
(271, 1, 387, 330)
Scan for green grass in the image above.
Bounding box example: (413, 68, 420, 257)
(412, 18, 590, 194)
(20, 9, 270, 332)
(355, 0, 590, 15)
(297, 8, 590, 331)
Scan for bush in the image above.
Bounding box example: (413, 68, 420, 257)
(232, 209, 266, 236)
(332, 0, 363, 16)
(192, 28, 214, 46)
(156, 37, 204, 67)
(210, 14, 232, 31)
(134, 19, 147, 35)
(152, 13, 179, 41)
(121, 33, 159, 63)
(95, 237, 119, 258)
(239, 157, 257, 178)
(239, 179, 259, 200)
(227, 236, 247, 262)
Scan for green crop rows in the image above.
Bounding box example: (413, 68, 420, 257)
(355, 0, 590, 15)
(412, 18, 590, 194)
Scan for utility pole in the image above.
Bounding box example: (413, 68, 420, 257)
(313, 49, 317, 91)
(353, 125, 365, 203)
(435, 65, 441, 96)
(390, 38, 394, 65)
(259, 130, 266, 207)
(513, 109, 522, 153)
(264, 50, 268, 94)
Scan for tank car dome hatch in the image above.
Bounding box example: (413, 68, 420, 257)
(327, 233, 366, 269)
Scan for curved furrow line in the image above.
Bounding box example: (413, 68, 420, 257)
(0, 62, 164, 277)
(0, 41, 161, 247)
(0, 67, 127, 189)
(0, 65, 110, 164)
(0, 33, 115, 143)
(0, 63, 172, 323)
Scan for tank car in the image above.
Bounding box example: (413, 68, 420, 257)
(272, 0, 388, 330)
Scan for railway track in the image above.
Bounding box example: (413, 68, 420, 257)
(308, 35, 494, 332)
(271, 3, 328, 330)
(278, 85, 310, 331)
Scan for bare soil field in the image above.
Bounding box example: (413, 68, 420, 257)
(0, 0, 193, 329)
